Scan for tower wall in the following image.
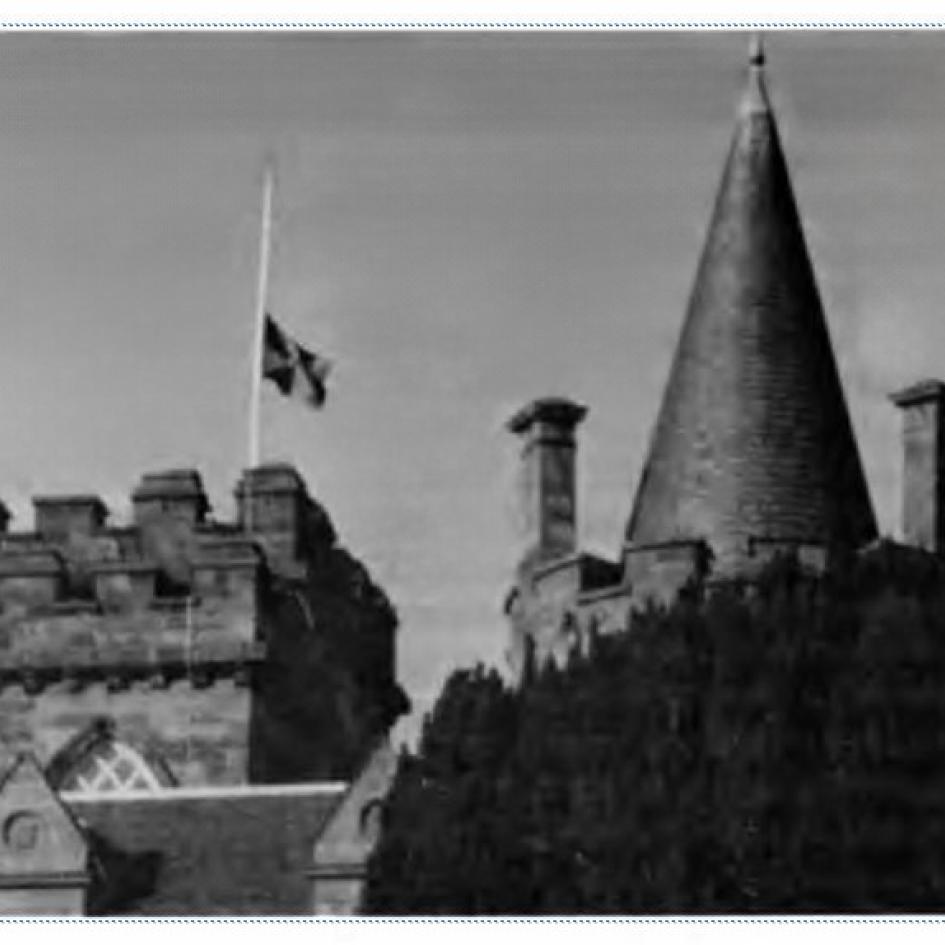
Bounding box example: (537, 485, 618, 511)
(0, 679, 252, 788)
(623, 539, 707, 607)
(0, 464, 406, 789)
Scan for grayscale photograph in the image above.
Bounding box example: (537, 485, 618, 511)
(0, 28, 942, 916)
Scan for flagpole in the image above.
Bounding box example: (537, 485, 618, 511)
(248, 161, 274, 478)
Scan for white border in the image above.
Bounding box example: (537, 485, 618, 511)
(2, 11, 944, 941)
(0, 2, 940, 28)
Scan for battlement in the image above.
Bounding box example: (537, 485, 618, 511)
(33, 494, 108, 540)
(132, 468, 210, 526)
(0, 463, 330, 593)
(234, 463, 337, 567)
(0, 465, 335, 679)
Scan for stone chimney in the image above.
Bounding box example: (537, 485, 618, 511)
(507, 397, 587, 568)
(890, 379, 945, 552)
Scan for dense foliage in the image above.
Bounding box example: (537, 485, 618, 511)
(365, 544, 945, 913)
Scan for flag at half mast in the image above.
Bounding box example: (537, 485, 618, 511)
(262, 314, 332, 408)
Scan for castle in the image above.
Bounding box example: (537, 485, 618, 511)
(505, 41, 944, 675)
(0, 462, 408, 914)
(3, 36, 945, 916)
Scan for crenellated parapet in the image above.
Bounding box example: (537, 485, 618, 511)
(0, 463, 408, 788)
(234, 463, 337, 576)
(0, 472, 271, 693)
(0, 466, 326, 616)
(132, 469, 210, 527)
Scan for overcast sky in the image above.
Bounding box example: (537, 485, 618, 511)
(0, 31, 943, 734)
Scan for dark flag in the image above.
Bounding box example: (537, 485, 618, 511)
(262, 315, 332, 408)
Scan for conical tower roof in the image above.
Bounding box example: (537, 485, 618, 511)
(626, 39, 877, 572)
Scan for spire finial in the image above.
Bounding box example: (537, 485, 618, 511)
(749, 33, 765, 68)
(740, 33, 770, 117)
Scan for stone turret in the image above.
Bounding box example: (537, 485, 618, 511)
(625, 38, 876, 588)
(503, 39, 886, 673)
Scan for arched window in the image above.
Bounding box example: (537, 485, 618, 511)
(55, 737, 171, 793)
(359, 798, 385, 844)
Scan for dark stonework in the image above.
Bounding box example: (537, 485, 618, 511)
(0, 464, 408, 787)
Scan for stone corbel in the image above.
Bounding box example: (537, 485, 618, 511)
(105, 673, 129, 693)
(21, 671, 42, 696)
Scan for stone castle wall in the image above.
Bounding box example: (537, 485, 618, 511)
(0, 464, 407, 787)
(0, 678, 251, 787)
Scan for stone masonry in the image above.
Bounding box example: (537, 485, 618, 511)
(0, 464, 408, 788)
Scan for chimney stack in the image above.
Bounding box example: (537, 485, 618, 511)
(890, 379, 945, 553)
(507, 397, 587, 568)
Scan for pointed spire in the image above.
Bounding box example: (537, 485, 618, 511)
(625, 43, 877, 574)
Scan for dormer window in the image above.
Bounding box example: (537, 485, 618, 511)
(48, 720, 175, 794)
(59, 740, 169, 793)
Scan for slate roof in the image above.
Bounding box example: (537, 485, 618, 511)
(67, 784, 345, 915)
(626, 40, 877, 572)
(312, 743, 397, 873)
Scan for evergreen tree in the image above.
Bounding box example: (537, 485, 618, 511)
(364, 546, 945, 913)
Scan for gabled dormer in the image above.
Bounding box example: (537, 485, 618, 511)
(0, 752, 89, 915)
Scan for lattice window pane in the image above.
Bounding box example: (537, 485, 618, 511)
(60, 739, 165, 793)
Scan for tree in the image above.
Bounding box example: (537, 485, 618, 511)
(365, 546, 945, 913)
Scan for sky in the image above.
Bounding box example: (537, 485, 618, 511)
(0, 31, 943, 737)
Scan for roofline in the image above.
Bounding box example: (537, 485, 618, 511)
(622, 538, 707, 555)
(62, 780, 348, 803)
(576, 584, 630, 605)
(0, 871, 89, 890)
(530, 550, 617, 582)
